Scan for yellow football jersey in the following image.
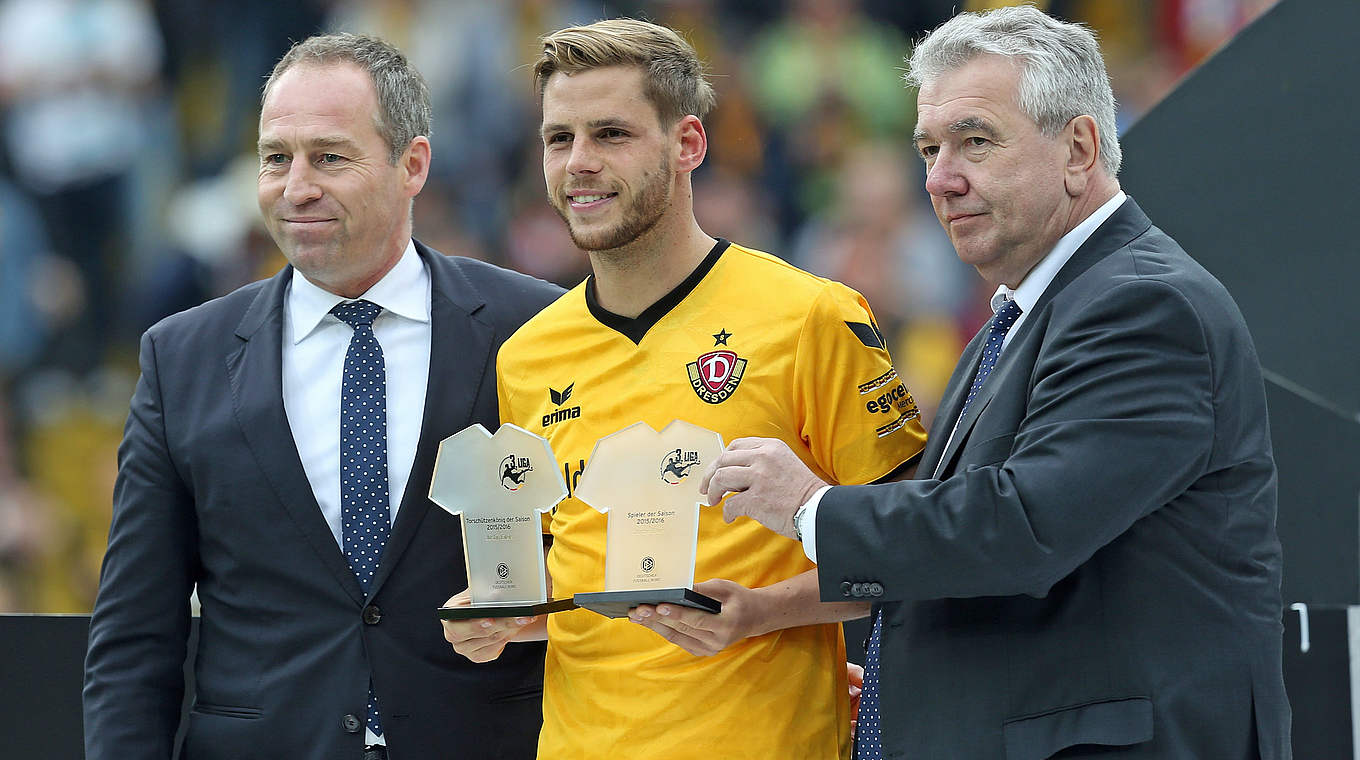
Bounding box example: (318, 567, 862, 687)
(497, 240, 926, 759)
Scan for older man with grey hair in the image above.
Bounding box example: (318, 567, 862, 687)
(704, 6, 1291, 758)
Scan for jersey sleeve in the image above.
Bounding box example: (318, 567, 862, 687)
(793, 283, 927, 485)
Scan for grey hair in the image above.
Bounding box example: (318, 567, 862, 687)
(262, 33, 432, 165)
(905, 5, 1121, 176)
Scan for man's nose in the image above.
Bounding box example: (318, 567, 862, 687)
(924, 149, 968, 198)
(283, 161, 323, 206)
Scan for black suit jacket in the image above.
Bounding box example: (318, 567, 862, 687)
(84, 242, 563, 759)
(818, 200, 1291, 759)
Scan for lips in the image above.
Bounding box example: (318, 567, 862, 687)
(567, 191, 617, 209)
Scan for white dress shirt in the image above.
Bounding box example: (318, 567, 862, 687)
(799, 192, 1127, 562)
(280, 241, 431, 746)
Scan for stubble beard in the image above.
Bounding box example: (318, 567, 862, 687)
(553, 155, 672, 254)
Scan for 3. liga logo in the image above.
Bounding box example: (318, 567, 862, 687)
(499, 454, 532, 491)
(660, 448, 702, 485)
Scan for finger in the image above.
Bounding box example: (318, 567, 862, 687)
(627, 604, 659, 624)
(651, 604, 715, 636)
(699, 448, 764, 498)
(442, 616, 522, 644)
(637, 619, 715, 657)
(460, 635, 510, 663)
(724, 437, 773, 451)
(698, 458, 720, 497)
(703, 465, 752, 507)
(722, 492, 746, 523)
(442, 589, 473, 608)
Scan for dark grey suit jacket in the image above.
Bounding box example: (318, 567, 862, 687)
(818, 199, 1290, 759)
(84, 242, 563, 759)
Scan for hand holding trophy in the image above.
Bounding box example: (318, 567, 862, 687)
(429, 423, 575, 620)
(572, 419, 725, 618)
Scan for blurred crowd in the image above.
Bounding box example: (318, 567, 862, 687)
(0, 0, 1276, 612)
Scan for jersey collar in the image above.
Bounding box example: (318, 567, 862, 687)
(585, 238, 730, 344)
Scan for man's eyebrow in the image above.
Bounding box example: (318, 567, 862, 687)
(948, 116, 999, 138)
(913, 116, 1001, 145)
(257, 135, 361, 154)
(540, 118, 637, 137)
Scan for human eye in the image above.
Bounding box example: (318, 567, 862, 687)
(318, 153, 345, 165)
(544, 132, 571, 147)
(599, 127, 627, 140)
(262, 153, 288, 167)
(917, 143, 938, 161)
(964, 135, 991, 148)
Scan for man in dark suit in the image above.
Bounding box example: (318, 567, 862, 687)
(83, 34, 561, 759)
(703, 7, 1290, 759)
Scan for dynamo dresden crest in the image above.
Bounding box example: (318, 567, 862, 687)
(687, 350, 747, 404)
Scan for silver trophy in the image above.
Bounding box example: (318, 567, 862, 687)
(430, 423, 574, 620)
(572, 419, 725, 618)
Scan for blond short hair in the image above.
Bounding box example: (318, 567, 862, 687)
(534, 18, 716, 124)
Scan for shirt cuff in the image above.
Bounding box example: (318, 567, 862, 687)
(799, 485, 833, 563)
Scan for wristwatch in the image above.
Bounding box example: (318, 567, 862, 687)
(793, 503, 809, 542)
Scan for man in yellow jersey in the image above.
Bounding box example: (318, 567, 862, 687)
(441, 19, 926, 759)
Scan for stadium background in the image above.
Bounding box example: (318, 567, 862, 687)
(0, 0, 1276, 613)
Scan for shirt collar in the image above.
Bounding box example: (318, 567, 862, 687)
(287, 240, 429, 343)
(990, 191, 1127, 314)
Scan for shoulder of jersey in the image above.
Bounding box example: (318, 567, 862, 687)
(721, 242, 853, 303)
(501, 280, 589, 347)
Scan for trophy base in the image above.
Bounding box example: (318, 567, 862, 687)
(437, 597, 577, 621)
(572, 587, 721, 619)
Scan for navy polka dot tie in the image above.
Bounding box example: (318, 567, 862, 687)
(855, 612, 886, 759)
(332, 299, 389, 739)
(960, 299, 1023, 419)
(856, 299, 1022, 759)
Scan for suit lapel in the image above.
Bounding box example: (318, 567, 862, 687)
(371, 243, 493, 594)
(932, 326, 1031, 477)
(920, 327, 989, 476)
(927, 198, 1154, 479)
(227, 267, 366, 604)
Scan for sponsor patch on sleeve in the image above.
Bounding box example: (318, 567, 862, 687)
(859, 370, 922, 437)
(857, 368, 899, 396)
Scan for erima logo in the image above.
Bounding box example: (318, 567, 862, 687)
(500, 454, 532, 491)
(660, 448, 701, 485)
(544, 383, 582, 428)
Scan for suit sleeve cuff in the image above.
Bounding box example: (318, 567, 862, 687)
(799, 485, 833, 563)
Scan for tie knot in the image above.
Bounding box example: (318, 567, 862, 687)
(331, 299, 382, 328)
(993, 299, 1022, 332)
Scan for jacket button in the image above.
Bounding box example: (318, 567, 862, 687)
(841, 581, 853, 598)
(342, 713, 362, 733)
(363, 604, 382, 625)
(868, 583, 884, 597)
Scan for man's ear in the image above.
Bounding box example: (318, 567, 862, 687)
(401, 136, 432, 197)
(1063, 115, 1100, 197)
(674, 115, 707, 174)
